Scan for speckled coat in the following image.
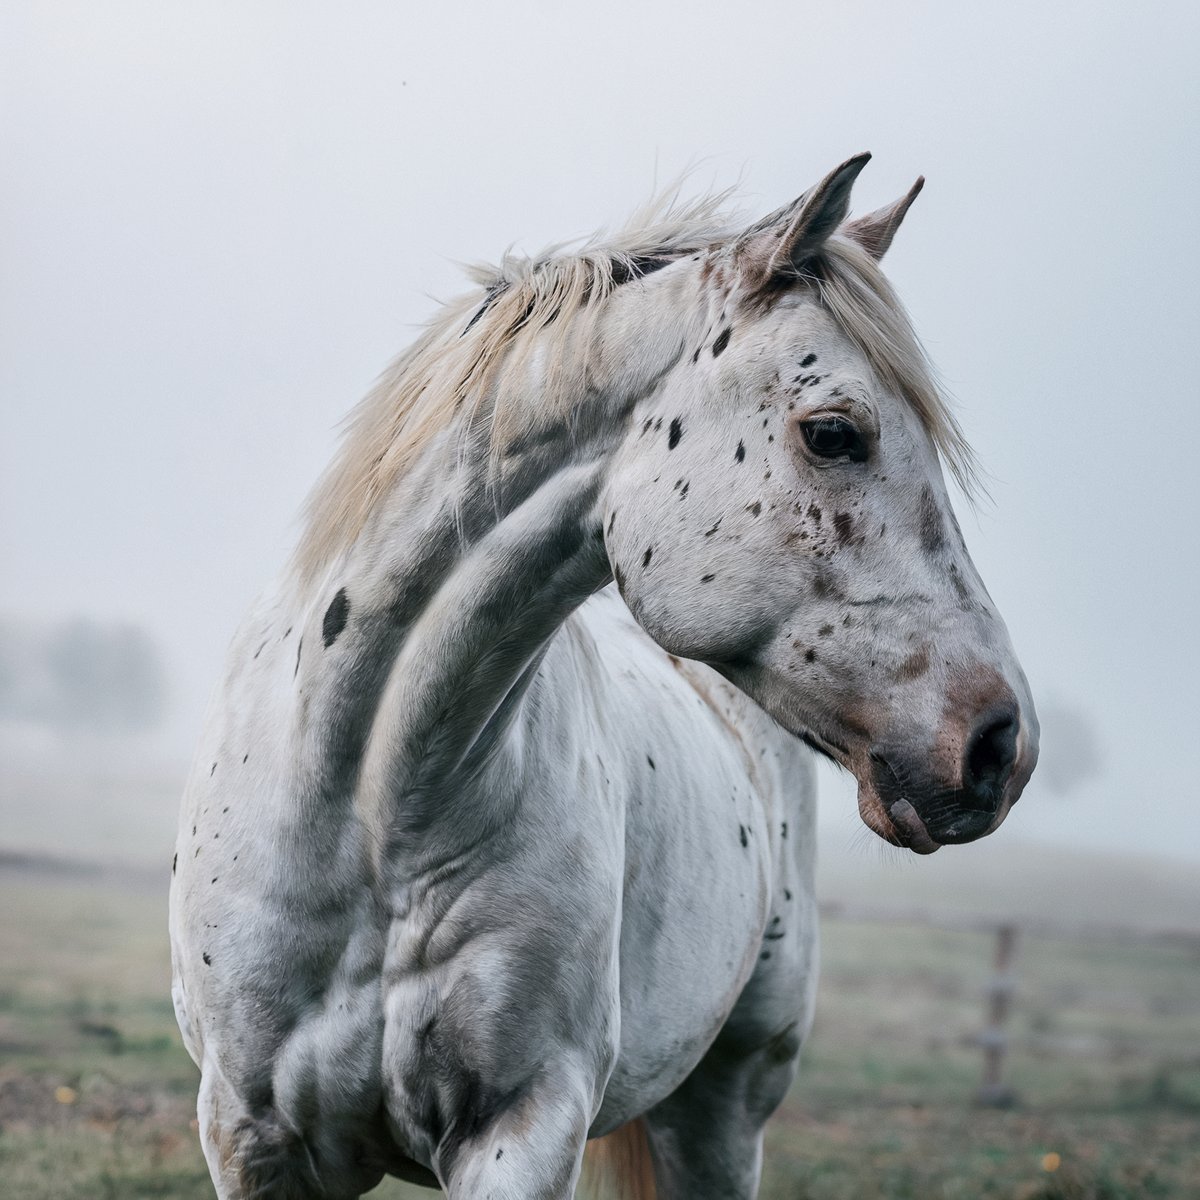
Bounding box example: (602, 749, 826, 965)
(170, 154, 1037, 1199)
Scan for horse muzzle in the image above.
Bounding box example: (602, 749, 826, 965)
(859, 693, 1039, 854)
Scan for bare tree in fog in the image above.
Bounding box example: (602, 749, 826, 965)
(0, 618, 167, 733)
(1034, 700, 1103, 797)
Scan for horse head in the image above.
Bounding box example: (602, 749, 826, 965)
(603, 155, 1038, 853)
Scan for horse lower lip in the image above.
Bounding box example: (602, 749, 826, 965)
(888, 798, 941, 855)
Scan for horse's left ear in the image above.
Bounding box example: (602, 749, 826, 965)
(736, 152, 872, 289)
(840, 176, 925, 260)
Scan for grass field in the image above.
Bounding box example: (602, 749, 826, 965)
(1, 865, 1198, 1199)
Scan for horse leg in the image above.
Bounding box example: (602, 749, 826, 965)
(640, 1020, 805, 1200)
(438, 1067, 595, 1200)
(197, 1063, 342, 1200)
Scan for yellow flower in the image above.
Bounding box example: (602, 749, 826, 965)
(1041, 1152, 1062, 1173)
(54, 1085, 78, 1105)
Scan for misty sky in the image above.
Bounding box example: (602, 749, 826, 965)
(2, 2, 1198, 863)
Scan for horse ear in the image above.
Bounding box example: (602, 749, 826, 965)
(736, 152, 872, 288)
(841, 176, 925, 260)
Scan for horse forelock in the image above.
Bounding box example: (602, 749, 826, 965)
(808, 237, 980, 502)
(290, 189, 977, 587)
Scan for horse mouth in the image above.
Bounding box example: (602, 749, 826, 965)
(856, 787, 942, 854)
(884, 798, 942, 854)
(785, 723, 946, 854)
(859, 783, 1019, 853)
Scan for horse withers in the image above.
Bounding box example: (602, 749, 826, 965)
(170, 154, 1037, 1199)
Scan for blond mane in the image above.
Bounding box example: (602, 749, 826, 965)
(291, 190, 737, 585)
(291, 193, 975, 586)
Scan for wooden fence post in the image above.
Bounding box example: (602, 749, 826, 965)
(976, 922, 1018, 1106)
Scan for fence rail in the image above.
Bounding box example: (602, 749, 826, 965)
(819, 898, 1200, 1106)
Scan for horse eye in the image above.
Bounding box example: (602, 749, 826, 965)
(800, 417, 868, 462)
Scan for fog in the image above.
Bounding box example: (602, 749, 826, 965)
(2, 2, 1197, 865)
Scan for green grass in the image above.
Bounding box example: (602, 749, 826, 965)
(1, 876, 1198, 1198)
(754, 918, 1200, 1199)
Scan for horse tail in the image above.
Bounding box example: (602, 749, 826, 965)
(579, 1118, 657, 1200)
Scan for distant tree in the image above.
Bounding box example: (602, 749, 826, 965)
(1035, 700, 1102, 796)
(0, 618, 167, 733)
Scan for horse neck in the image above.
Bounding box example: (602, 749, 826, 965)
(295, 263, 702, 846)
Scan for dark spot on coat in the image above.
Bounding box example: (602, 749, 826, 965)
(781, 821, 788, 838)
(704, 517, 722, 536)
(784, 888, 793, 901)
(746, 500, 761, 516)
(647, 755, 656, 770)
(210, 762, 217, 777)
(496, 1149, 504, 1161)
(614, 564, 627, 594)
(611, 254, 676, 285)
(892, 645, 931, 681)
(712, 327, 731, 357)
(642, 547, 653, 568)
(804, 648, 817, 663)
(919, 485, 946, 555)
(172, 853, 177, 875)
(833, 512, 855, 545)
(294, 637, 303, 678)
(668, 418, 683, 449)
(242, 754, 248, 764)
(739, 825, 749, 848)
(692, 347, 700, 363)
(949, 562, 972, 602)
(701, 573, 715, 583)
(807, 504, 822, 523)
(818, 623, 833, 637)
(800, 352, 817, 367)
(764, 928, 785, 941)
(607, 511, 617, 536)
(202, 952, 212, 966)
(253, 640, 267, 659)
(735, 440, 745, 463)
(761, 950, 772, 960)
(642, 417, 654, 435)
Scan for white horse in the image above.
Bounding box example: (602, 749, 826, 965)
(170, 154, 1038, 1200)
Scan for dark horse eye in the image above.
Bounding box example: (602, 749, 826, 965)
(800, 417, 868, 462)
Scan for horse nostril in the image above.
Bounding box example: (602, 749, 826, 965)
(962, 708, 1019, 812)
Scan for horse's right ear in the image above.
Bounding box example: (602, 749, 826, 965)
(735, 153, 872, 290)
